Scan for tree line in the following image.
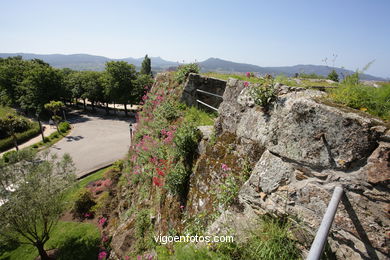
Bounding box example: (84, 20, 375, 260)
(0, 55, 153, 117)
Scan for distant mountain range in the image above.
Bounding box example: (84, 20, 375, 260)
(0, 53, 384, 81)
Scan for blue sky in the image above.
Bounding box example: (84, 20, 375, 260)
(1, 0, 389, 77)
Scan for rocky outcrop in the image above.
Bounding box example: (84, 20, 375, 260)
(208, 78, 389, 259)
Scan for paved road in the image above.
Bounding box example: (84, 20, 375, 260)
(50, 111, 133, 177)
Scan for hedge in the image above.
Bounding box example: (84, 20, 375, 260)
(0, 123, 41, 152)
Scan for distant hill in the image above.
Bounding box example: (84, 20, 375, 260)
(199, 58, 384, 81)
(0, 53, 384, 81)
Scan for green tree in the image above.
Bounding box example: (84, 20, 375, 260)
(0, 149, 75, 260)
(0, 56, 31, 106)
(18, 65, 63, 113)
(44, 100, 65, 134)
(132, 74, 154, 105)
(327, 69, 339, 82)
(83, 71, 105, 112)
(140, 54, 152, 75)
(0, 114, 24, 151)
(104, 61, 137, 116)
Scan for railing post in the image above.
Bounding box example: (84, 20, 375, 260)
(307, 185, 343, 260)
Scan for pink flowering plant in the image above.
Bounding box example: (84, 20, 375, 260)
(248, 76, 277, 108)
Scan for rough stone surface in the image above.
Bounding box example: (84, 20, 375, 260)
(209, 77, 390, 259)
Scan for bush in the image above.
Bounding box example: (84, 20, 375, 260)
(175, 63, 200, 83)
(1, 150, 17, 163)
(249, 77, 277, 108)
(327, 69, 339, 82)
(154, 101, 180, 121)
(165, 160, 188, 195)
(72, 189, 96, 219)
(90, 191, 110, 215)
(58, 121, 71, 133)
(0, 123, 41, 152)
(173, 124, 200, 157)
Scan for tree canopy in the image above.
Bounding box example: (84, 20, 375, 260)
(0, 149, 75, 260)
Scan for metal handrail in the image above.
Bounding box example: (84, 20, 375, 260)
(196, 99, 219, 111)
(307, 185, 343, 260)
(195, 89, 223, 98)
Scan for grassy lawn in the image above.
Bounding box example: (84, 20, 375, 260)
(0, 167, 113, 260)
(0, 221, 100, 260)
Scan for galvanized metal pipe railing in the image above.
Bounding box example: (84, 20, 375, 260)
(307, 185, 344, 260)
(195, 89, 222, 111)
(195, 89, 223, 98)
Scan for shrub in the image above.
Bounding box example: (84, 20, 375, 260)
(1, 150, 17, 163)
(0, 123, 41, 152)
(72, 189, 96, 219)
(173, 124, 200, 157)
(90, 191, 110, 215)
(327, 69, 339, 82)
(134, 209, 154, 253)
(165, 160, 188, 195)
(175, 63, 200, 83)
(154, 101, 180, 121)
(58, 121, 71, 133)
(249, 77, 277, 108)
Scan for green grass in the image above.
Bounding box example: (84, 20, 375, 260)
(203, 72, 265, 84)
(328, 80, 390, 120)
(157, 215, 301, 260)
(183, 106, 216, 126)
(203, 72, 337, 89)
(0, 221, 100, 260)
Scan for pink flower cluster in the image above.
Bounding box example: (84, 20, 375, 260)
(221, 163, 231, 171)
(98, 251, 107, 260)
(84, 212, 93, 218)
(243, 81, 249, 87)
(98, 217, 107, 227)
(160, 128, 175, 144)
(89, 179, 112, 194)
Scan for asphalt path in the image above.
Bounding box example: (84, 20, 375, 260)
(50, 111, 134, 177)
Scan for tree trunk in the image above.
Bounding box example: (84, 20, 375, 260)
(124, 103, 128, 116)
(92, 101, 95, 112)
(36, 242, 50, 260)
(105, 103, 109, 115)
(12, 133, 19, 151)
(113, 102, 116, 114)
(37, 116, 45, 141)
(83, 99, 87, 111)
(55, 122, 61, 135)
